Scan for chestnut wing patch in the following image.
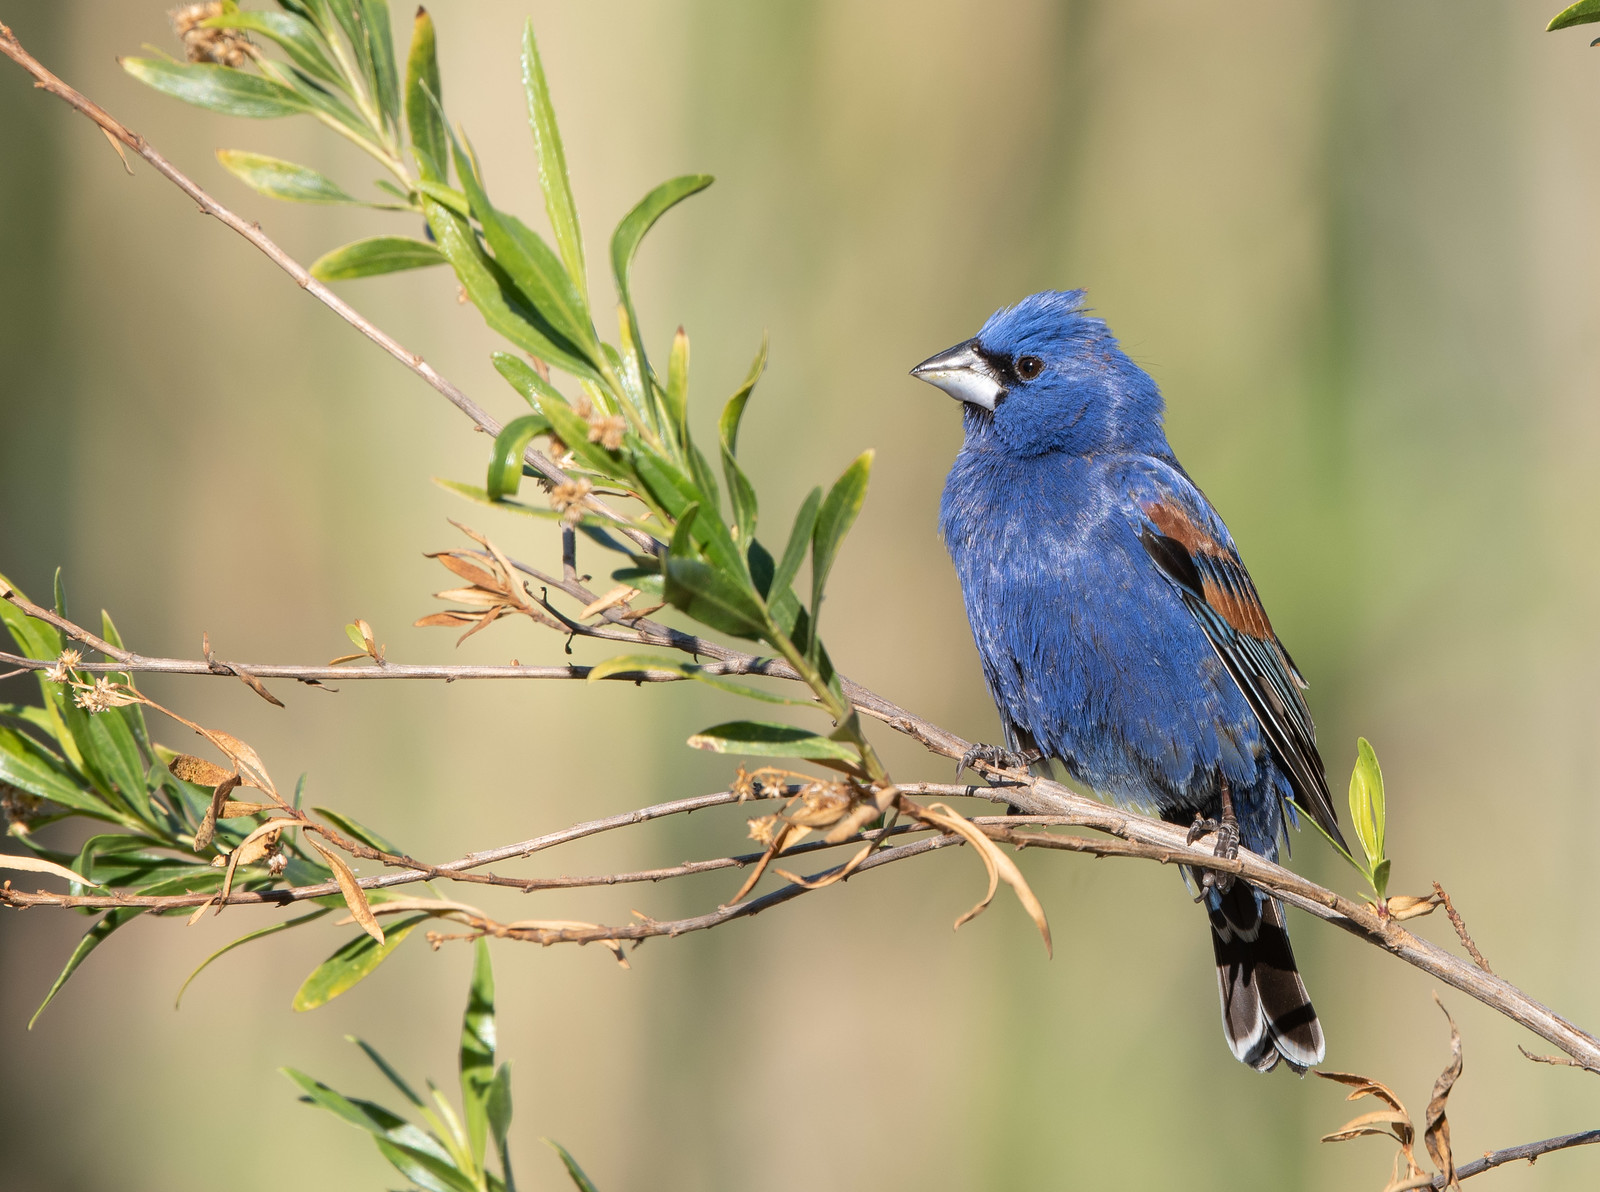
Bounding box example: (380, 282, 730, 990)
(1139, 500, 1345, 850)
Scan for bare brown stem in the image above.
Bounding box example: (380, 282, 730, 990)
(1433, 880, 1492, 974)
(1441, 1128, 1600, 1184)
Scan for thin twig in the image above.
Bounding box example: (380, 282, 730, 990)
(1440, 1128, 1600, 1184)
(0, 22, 656, 556)
(1433, 880, 1492, 973)
(1518, 1045, 1600, 1076)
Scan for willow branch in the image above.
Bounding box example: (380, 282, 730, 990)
(1442, 1129, 1600, 1184)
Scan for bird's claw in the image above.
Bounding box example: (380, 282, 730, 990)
(956, 742, 1040, 785)
(1189, 804, 1241, 898)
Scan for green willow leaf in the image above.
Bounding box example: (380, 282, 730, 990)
(663, 559, 768, 640)
(547, 1141, 600, 1192)
(422, 197, 598, 380)
(376, 1139, 479, 1192)
(292, 914, 429, 1011)
(609, 175, 713, 402)
(310, 235, 445, 281)
(486, 1063, 514, 1180)
(610, 175, 714, 315)
(521, 19, 587, 301)
(175, 908, 331, 1007)
(405, 5, 447, 181)
(492, 351, 567, 408)
(450, 134, 598, 367)
(664, 327, 690, 444)
(30, 906, 140, 1028)
(686, 721, 859, 761)
(486, 415, 552, 501)
(351, 1036, 425, 1107)
(416, 179, 472, 217)
(719, 337, 767, 457)
(460, 939, 496, 1169)
(0, 726, 104, 817)
(1348, 736, 1386, 877)
(1549, 0, 1600, 30)
(216, 150, 358, 203)
(121, 58, 310, 118)
(809, 450, 873, 638)
(99, 610, 151, 751)
(768, 487, 821, 611)
(357, 0, 400, 132)
(201, 10, 342, 86)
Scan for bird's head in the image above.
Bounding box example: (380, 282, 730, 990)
(911, 290, 1169, 458)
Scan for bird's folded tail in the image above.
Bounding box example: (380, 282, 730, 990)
(1206, 881, 1324, 1073)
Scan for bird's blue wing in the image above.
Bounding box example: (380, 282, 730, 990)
(1123, 462, 1346, 851)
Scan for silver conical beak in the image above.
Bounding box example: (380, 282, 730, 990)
(909, 338, 1004, 411)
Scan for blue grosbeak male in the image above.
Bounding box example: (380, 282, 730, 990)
(914, 290, 1345, 1072)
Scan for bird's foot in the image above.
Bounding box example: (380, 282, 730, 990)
(1188, 779, 1241, 897)
(956, 742, 1041, 785)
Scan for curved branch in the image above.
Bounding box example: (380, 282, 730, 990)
(1446, 1128, 1600, 1184)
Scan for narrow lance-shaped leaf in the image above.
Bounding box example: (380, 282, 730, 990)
(663, 327, 690, 445)
(487, 415, 552, 501)
(121, 59, 311, 119)
(521, 19, 587, 302)
(1549, 0, 1600, 31)
(493, 351, 567, 408)
(217, 150, 359, 203)
(292, 914, 429, 1011)
(460, 939, 496, 1169)
(311, 235, 446, 281)
(768, 487, 821, 608)
(175, 908, 331, 1008)
(404, 5, 447, 181)
(546, 1141, 600, 1192)
(486, 1063, 515, 1186)
(809, 451, 873, 646)
(686, 720, 862, 763)
(1348, 736, 1386, 887)
(610, 174, 714, 404)
(450, 133, 599, 368)
(357, 0, 401, 134)
(421, 197, 597, 380)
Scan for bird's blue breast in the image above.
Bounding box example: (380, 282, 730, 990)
(939, 447, 1286, 856)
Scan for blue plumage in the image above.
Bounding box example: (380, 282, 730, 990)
(915, 291, 1343, 1072)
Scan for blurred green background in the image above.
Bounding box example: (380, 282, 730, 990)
(3, 1, 1600, 1188)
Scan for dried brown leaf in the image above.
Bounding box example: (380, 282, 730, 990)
(235, 668, 284, 707)
(204, 729, 276, 799)
(922, 802, 1052, 957)
(167, 754, 233, 787)
(218, 816, 296, 904)
(455, 605, 512, 645)
(433, 586, 506, 607)
(327, 652, 370, 666)
(1322, 1109, 1414, 1144)
(221, 801, 273, 818)
(412, 612, 476, 629)
(428, 552, 504, 591)
(1425, 994, 1463, 1188)
(578, 584, 639, 619)
(774, 842, 872, 890)
(229, 825, 281, 869)
(307, 836, 384, 944)
(1386, 894, 1441, 921)
(1317, 1070, 1410, 1115)
(193, 773, 242, 853)
(185, 896, 217, 926)
(0, 853, 102, 887)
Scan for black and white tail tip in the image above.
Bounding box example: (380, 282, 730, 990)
(1208, 882, 1324, 1073)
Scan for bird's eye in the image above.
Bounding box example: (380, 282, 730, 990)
(1016, 355, 1044, 381)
